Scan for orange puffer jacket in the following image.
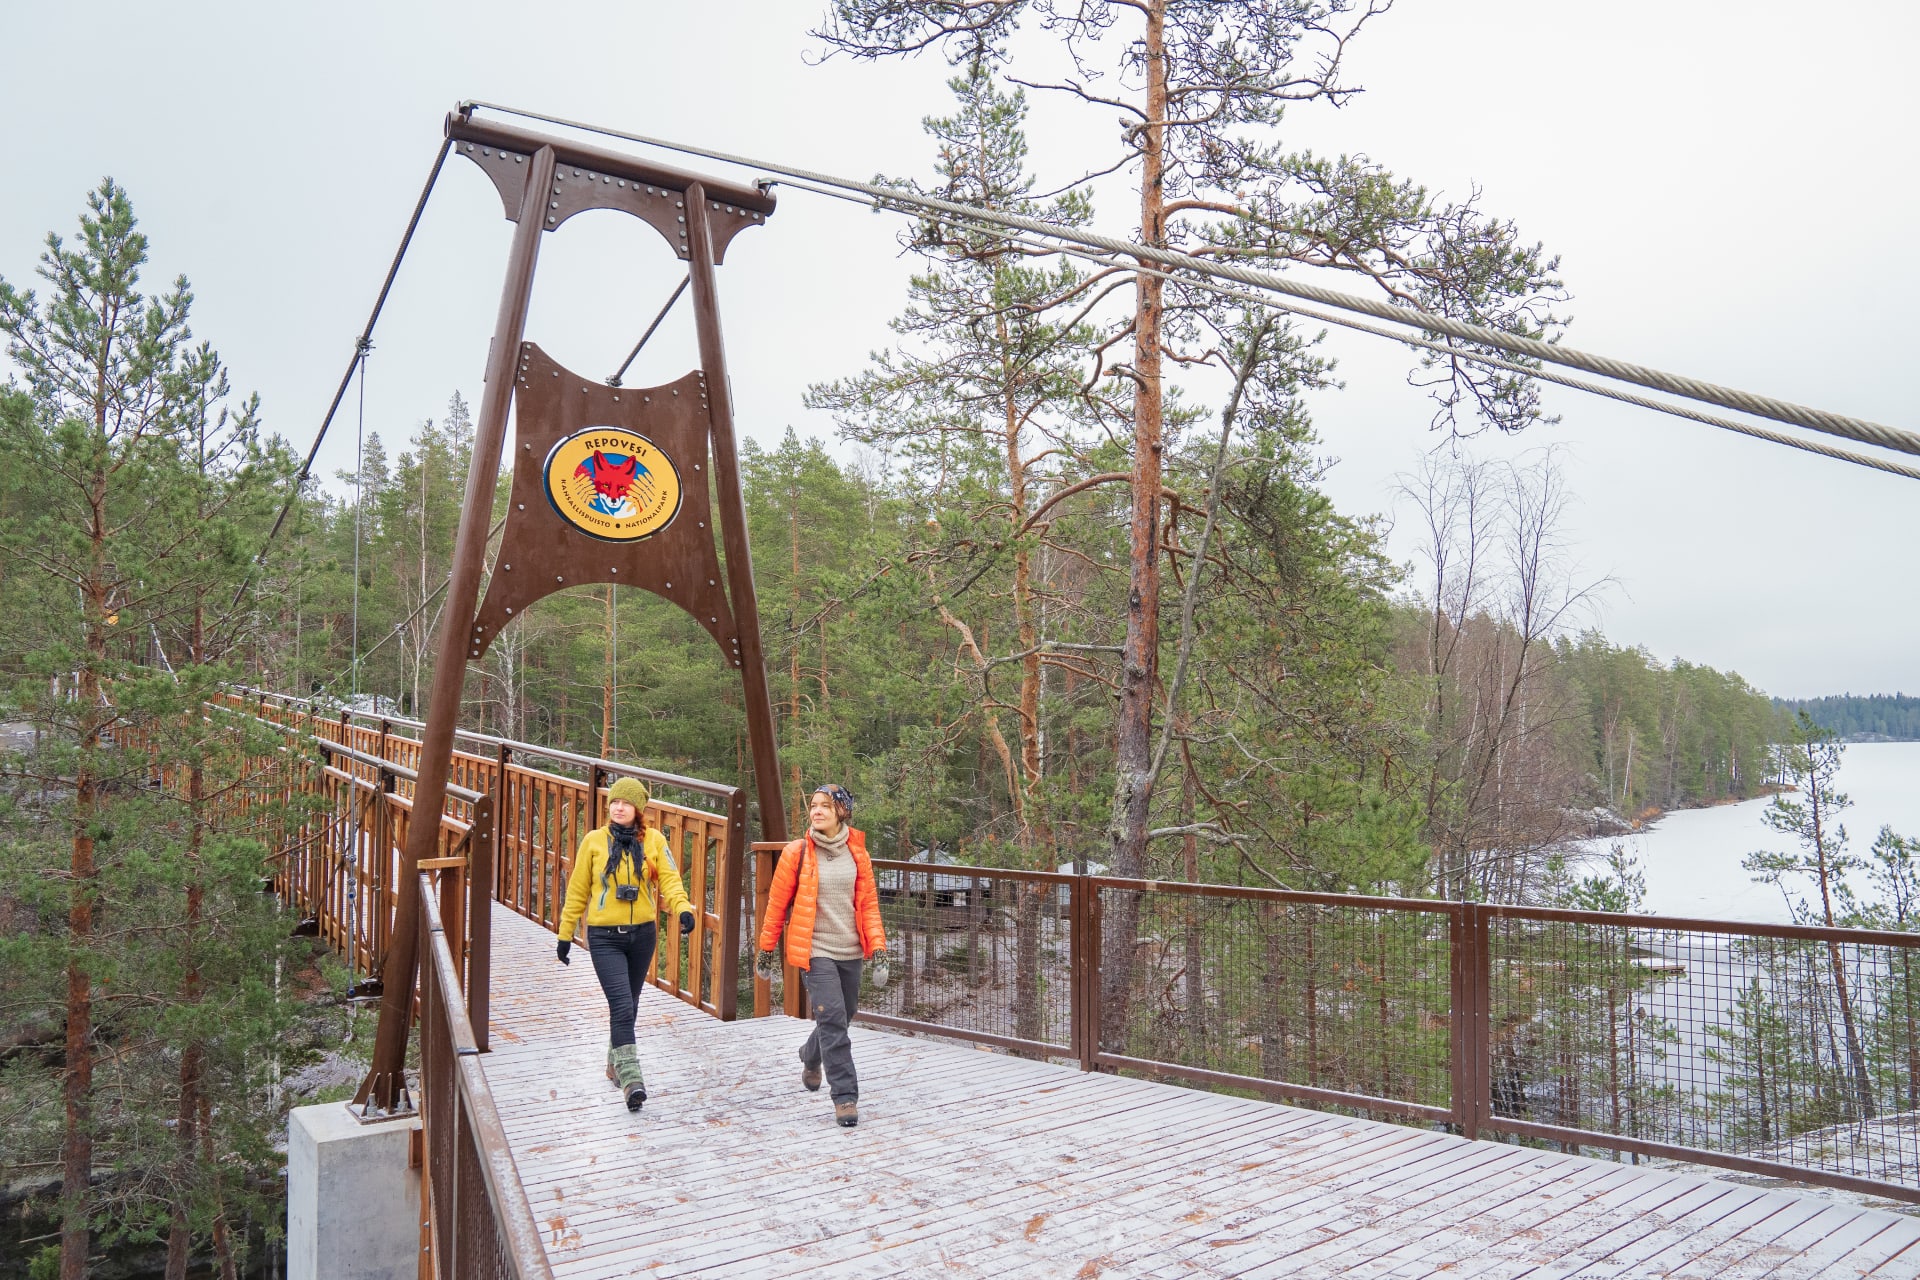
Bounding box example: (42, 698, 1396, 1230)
(758, 829, 886, 968)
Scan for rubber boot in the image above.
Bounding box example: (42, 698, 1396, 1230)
(611, 1044, 646, 1111)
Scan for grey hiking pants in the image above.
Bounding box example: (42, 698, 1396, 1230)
(801, 956, 863, 1104)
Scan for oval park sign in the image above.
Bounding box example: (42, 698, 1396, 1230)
(541, 427, 684, 543)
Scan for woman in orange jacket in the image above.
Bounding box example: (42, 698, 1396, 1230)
(756, 784, 888, 1127)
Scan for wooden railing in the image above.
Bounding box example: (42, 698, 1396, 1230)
(220, 688, 750, 1023)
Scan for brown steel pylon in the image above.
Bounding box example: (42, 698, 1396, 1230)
(357, 107, 788, 1111)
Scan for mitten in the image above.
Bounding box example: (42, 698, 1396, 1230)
(679, 910, 696, 936)
(555, 939, 571, 966)
(755, 949, 780, 983)
(869, 948, 890, 991)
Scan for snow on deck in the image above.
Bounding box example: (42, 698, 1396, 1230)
(480, 908, 1920, 1278)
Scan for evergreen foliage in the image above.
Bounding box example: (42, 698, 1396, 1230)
(0, 181, 317, 1280)
(1775, 693, 1920, 742)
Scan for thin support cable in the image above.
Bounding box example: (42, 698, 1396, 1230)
(608, 276, 689, 387)
(610, 583, 618, 750)
(350, 343, 368, 701)
(310, 514, 508, 697)
(231, 136, 454, 613)
(460, 101, 1920, 462)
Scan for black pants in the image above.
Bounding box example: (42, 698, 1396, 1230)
(587, 922, 657, 1048)
(802, 956, 864, 1104)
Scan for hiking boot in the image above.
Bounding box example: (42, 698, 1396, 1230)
(834, 1101, 858, 1128)
(606, 1047, 616, 1084)
(611, 1044, 647, 1112)
(799, 1046, 821, 1092)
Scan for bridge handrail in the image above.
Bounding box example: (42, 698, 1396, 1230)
(227, 684, 741, 804)
(231, 685, 749, 1021)
(418, 872, 553, 1280)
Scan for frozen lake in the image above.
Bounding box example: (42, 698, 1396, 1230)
(1587, 740, 1920, 924)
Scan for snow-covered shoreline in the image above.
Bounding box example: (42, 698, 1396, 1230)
(1581, 741, 1920, 925)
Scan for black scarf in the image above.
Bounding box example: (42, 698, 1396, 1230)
(605, 821, 642, 885)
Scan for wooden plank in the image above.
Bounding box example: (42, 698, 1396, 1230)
(1530, 1181, 1757, 1278)
(1227, 1153, 1666, 1278)
(530, 1008, 1352, 1272)
(1682, 1196, 1885, 1279)
(543, 1061, 1250, 1272)
(714, 1104, 1433, 1280)
(480, 909, 1482, 1280)
(1559, 1191, 1815, 1280)
(1746, 1212, 1907, 1279)
(1863, 1234, 1920, 1277)
(1721, 1204, 1901, 1280)
(961, 1140, 1526, 1280)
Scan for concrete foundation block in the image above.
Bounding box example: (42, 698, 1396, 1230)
(287, 1103, 421, 1280)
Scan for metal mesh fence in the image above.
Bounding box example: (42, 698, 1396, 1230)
(1094, 883, 1455, 1119)
(859, 861, 1079, 1056)
(1483, 910, 1920, 1191)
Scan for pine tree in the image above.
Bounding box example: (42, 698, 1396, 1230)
(0, 179, 299, 1280)
(1744, 712, 1875, 1120)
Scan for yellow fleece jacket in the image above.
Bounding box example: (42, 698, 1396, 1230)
(557, 825, 693, 940)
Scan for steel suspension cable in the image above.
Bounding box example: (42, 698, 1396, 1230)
(230, 136, 454, 613)
(1018, 229, 1920, 483)
(774, 172, 1920, 483)
(462, 101, 1920, 463)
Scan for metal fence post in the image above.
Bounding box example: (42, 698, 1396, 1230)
(1074, 875, 1095, 1072)
(1448, 902, 1490, 1140)
(1086, 882, 1103, 1071)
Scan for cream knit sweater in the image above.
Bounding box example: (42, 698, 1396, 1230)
(808, 828, 863, 962)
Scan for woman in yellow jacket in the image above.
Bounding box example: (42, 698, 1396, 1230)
(555, 776, 693, 1111)
(756, 784, 888, 1127)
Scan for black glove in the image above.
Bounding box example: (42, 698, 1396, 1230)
(556, 939, 571, 966)
(679, 910, 696, 936)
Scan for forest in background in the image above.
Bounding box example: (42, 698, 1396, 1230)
(1776, 694, 1920, 742)
(258, 404, 1785, 902)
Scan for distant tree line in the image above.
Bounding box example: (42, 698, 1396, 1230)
(1774, 693, 1920, 742)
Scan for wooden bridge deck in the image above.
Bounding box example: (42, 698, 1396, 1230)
(480, 908, 1920, 1278)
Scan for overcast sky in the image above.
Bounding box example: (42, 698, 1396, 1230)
(2, 1, 1913, 699)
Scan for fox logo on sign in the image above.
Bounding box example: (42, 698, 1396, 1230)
(542, 428, 683, 543)
(578, 450, 644, 518)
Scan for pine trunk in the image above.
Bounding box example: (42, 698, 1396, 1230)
(62, 486, 108, 1280)
(1101, 0, 1168, 1052)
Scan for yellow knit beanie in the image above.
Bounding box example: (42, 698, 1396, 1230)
(607, 776, 650, 812)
